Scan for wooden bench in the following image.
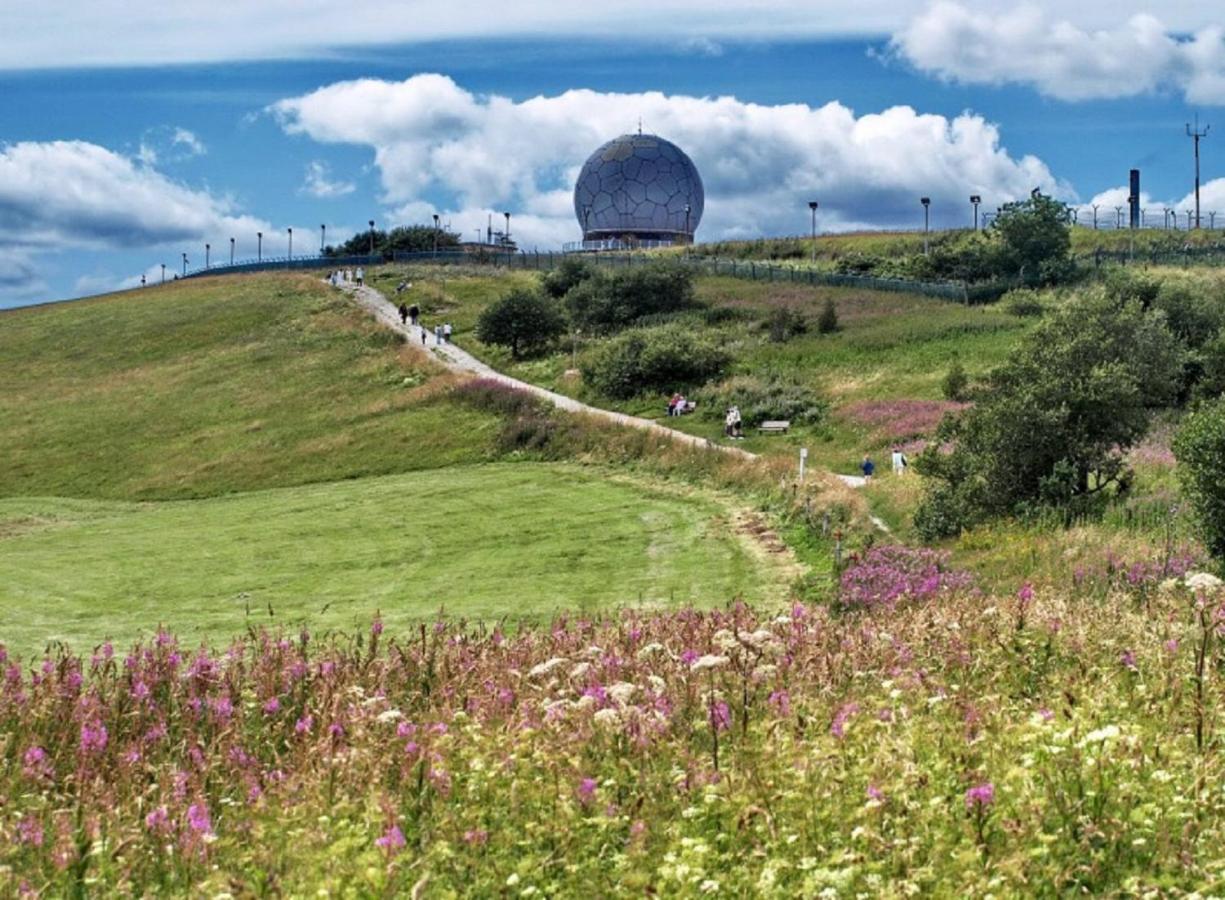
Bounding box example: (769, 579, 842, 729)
(758, 420, 790, 434)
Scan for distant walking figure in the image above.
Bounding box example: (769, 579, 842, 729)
(398, 303, 409, 325)
(861, 455, 875, 481)
(434, 324, 443, 345)
(891, 447, 908, 476)
(408, 304, 419, 326)
(443, 322, 453, 343)
(355, 267, 364, 286)
(420, 327, 427, 346)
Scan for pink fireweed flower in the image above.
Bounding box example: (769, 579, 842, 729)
(768, 690, 791, 717)
(132, 680, 150, 701)
(577, 777, 598, 805)
(80, 720, 108, 754)
(1121, 649, 1137, 670)
(145, 806, 170, 833)
(22, 746, 50, 780)
(262, 697, 281, 715)
(294, 715, 313, 734)
(965, 782, 995, 811)
(867, 784, 885, 802)
(1017, 582, 1033, 603)
(1165, 639, 1179, 654)
(375, 824, 406, 855)
(186, 803, 212, 835)
(831, 702, 859, 739)
(463, 828, 489, 846)
(371, 616, 384, 637)
(396, 721, 417, 739)
(210, 695, 234, 721)
(708, 700, 732, 733)
(16, 815, 44, 847)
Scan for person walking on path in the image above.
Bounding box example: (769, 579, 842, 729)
(891, 446, 908, 476)
(355, 267, 365, 286)
(420, 327, 427, 346)
(398, 302, 409, 325)
(408, 304, 419, 326)
(861, 455, 875, 481)
(434, 324, 443, 345)
(443, 322, 453, 343)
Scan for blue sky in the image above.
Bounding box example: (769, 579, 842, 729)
(2, 1, 1225, 307)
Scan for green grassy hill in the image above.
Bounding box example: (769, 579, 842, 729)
(0, 275, 796, 654)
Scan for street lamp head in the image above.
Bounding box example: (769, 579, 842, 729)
(808, 200, 818, 211)
(970, 195, 981, 204)
(920, 197, 930, 206)
(368, 219, 375, 229)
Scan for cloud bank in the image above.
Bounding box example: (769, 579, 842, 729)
(272, 74, 1065, 249)
(0, 141, 269, 304)
(893, 2, 1225, 103)
(4, 1, 1224, 70)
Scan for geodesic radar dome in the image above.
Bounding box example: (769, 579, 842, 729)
(573, 134, 704, 241)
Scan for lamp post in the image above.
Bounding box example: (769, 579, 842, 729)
(1140, 208, 1147, 228)
(368, 219, 375, 256)
(288, 227, 293, 261)
(1115, 206, 1124, 229)
(182, 253, 188, 276)
(808, 200, 819, 260)
(320, 224, 326, 255)
(1127, 196, 1136, 260)
(432, 213, 440, 256)
(1186, 210, 1194, 230)
(160, 263, 166, 284)
(1187, 118, 1209, 228)
(1091, 205, 1099, 230)
(684, 203, 691, 245)
(920, 197, 931, 255)
(970, 194, 981, 231)
(205, 243, 210, 269)
(503, 212, 511, 245)
(1212, 211, 1218, 229)
(230, 237, 235, 266)
(141, 274, 146, 288)
(257, 231, 263, 261)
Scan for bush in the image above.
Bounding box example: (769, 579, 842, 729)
(767, 307, 808, 343)
(541, 257, 596, 299)
(699, 375, 827, 427)
(1001, 289, 1045, 317)
(839, 545, 975, 610)
(816, 298, 839, 334)
(565, 262, 699, 333)
(581, 325, 731, 399)
(475, 288, 566, 359)
(450, 378, 547, 418)
(942, 359, 969, 401)
(1174, 397, 1225, 562)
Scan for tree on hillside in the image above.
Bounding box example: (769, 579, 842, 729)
(914, 290, 1183, 538)
(1175, 398, 1225, 561)
(989, 192, 1074, 284)
(326, 224, 461, 258)
(542, 257, 596, 299)
(475, 288, 566, 359)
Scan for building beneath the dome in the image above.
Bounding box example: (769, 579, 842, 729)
(570, 133, 704, 251)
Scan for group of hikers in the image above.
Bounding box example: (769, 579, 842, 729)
(327, 267, 364, 287)
(859, 447, 909, 481)
(396, 300, 451, 346)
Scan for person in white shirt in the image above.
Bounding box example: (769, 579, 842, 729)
(891, 447, 908, 475)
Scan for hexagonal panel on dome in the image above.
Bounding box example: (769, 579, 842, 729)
(573, 134, 704, 242)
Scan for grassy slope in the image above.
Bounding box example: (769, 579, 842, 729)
(0, 273, 499, 501)
(0, 275, 796, 653)
(0, 464, 782, 655)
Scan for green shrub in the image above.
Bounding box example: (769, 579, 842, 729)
(1174, 398, 1225, 562)
(541, 256, 596, 299)
(565, 262, 699, 333)
(942, 359, 969, 401)
(817, 298, 839, 334)
(581, 325, 731, 399)
(1001, 289, 1045, 317)
(698, 375, 827, 427)
(767, 307, 808, 343)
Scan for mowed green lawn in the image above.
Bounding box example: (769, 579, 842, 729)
(0, 463, 781, 656)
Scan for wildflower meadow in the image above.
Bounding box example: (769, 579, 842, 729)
(5, 570, 1225, 895)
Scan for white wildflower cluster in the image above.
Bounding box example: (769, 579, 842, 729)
(690, 654, 730, 673)
(527, 657, 568, 680)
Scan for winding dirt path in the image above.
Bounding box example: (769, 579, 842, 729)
(340, 281, 875, 500)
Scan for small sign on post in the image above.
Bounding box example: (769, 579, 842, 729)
(799, 447, 808, 482)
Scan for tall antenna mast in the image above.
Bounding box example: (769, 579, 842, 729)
(1187, 115, 1210, 229)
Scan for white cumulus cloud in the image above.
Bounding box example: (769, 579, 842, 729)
(301, 160, 356, 198)
(892, 2, 1225, 103)
(271, 74, 1066, 250)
